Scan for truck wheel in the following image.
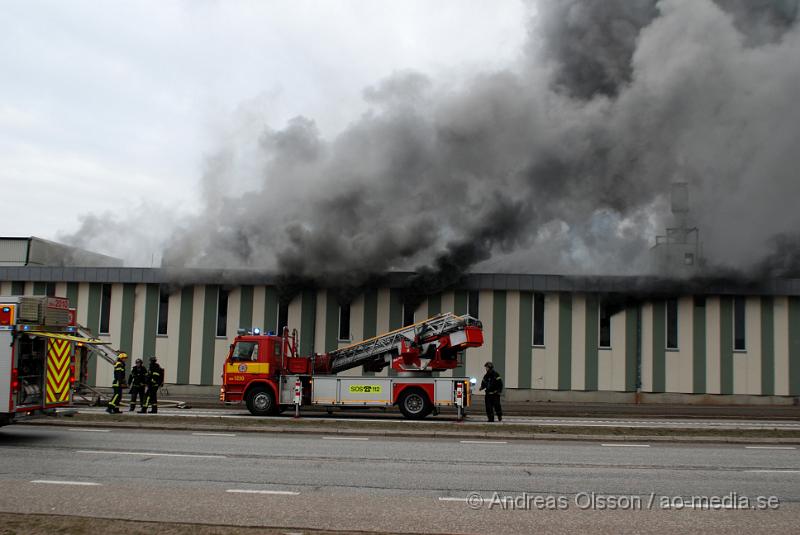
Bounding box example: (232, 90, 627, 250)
(246, 386, 277, 416)
(398, 389, 432, 420)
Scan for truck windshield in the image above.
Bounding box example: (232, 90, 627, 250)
(231, 341, 258, 361)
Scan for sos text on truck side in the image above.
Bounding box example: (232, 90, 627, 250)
(0, 295, 106, 427)
(221, 312, 484, 420)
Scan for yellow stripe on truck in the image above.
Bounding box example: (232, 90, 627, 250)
(225, 362, 269, 375)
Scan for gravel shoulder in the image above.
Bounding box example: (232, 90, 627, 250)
(0, 512, 405, 535)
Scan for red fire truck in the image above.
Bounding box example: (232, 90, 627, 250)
(0, 296, 84, 426)
(221, 312, 483, 419)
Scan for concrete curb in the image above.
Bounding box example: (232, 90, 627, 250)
(18, 418, 800, 445)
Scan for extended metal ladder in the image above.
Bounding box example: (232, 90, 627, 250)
(74, 325, 119, 366)
(326, 313, 481, 374)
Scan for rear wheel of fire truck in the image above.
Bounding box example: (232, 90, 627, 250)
(398, 388, 433, 420)
(246, 386, 277, 416)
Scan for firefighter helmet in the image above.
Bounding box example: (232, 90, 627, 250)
(118, 352, 128, 360)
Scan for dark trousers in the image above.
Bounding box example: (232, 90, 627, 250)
(108, 384, 122, 411)
(129, 385, 145, 409)
(485, 393, 502, 422)
(144, 386, 159, 412)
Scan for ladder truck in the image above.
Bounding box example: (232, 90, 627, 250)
(220, 312, 483, 419)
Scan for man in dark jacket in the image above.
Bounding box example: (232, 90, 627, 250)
(106, 353, 128, 414)
(479, 361, 503, 422)
(141, 356, 164, 414)
(128, 358, 148, 412)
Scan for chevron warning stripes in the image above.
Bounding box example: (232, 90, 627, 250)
(46, 338, 72, 405)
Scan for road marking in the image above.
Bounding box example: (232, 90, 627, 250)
(744, 446, 796, 450)
(744, 470, 800, 473)
(226, 489, 300, 495)
(31, 480, 101, 486)
(192, 432, 236, 437)
(601, 443, 650, 447)
(68, 428, 110, 433)
(460, 440, 508, 444)
(321, 436, 369, 441)
(76, 450, 227, 459)
(438, 497, 467, 502)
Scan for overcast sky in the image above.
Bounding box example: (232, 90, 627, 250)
(1, 0, 527, 250)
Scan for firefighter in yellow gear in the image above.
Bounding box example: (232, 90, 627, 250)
(141, 356, 164, 414)
(106, 353, 128, 414)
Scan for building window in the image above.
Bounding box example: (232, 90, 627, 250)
(157, 286, 169, 336)
(598, 302, 611, 349)
(45, 282, 56, 297)
(402, 303, 415, 327)
(338, 303, 351, 341)
(277, 301, 289, 335)
(734, 296, 746, 351)
(216, 288, 229, 337)
(532, 292, 545, 347)
(666, 298, 678, 350)
(99, 284, 112, 334)
(468, 290, 479, 318)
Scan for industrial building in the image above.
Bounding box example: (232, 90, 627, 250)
(2, 237, 799, 403)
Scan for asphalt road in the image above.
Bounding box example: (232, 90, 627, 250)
(1, 425, 799, 533)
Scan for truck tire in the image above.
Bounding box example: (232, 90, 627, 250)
(246, 386, 277, 416)
(398, 388, 433, 420)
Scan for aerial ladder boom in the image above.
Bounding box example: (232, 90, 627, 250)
(314, 313, 483, 375)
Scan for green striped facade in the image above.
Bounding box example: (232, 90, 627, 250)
(3, 280, 799, 396)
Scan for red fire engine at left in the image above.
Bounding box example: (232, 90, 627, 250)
(1, 296, 84, 426)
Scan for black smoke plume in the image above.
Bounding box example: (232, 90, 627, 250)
(63, 0, 800, 293)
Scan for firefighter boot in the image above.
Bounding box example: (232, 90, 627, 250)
(150, 406, 157, 414)
(129, 405, 135, 412)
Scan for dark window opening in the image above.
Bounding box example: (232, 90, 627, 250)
(666, 298, 678, 350)
(468, 291, 479, 318)
(277, 302, 289, 335)
(734, 296, 746, 351)
(216, 288, 229, 337)
(45, 282, 56, 297)
(157, 286, 169, 336)
(99, 284, 112, 334)
(694, 296, 706, 308)
(533, 292, 545, 346)
(402, 303, 415, 327)
(599, 302, 611, 349)
(338, 303, 351, 341)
